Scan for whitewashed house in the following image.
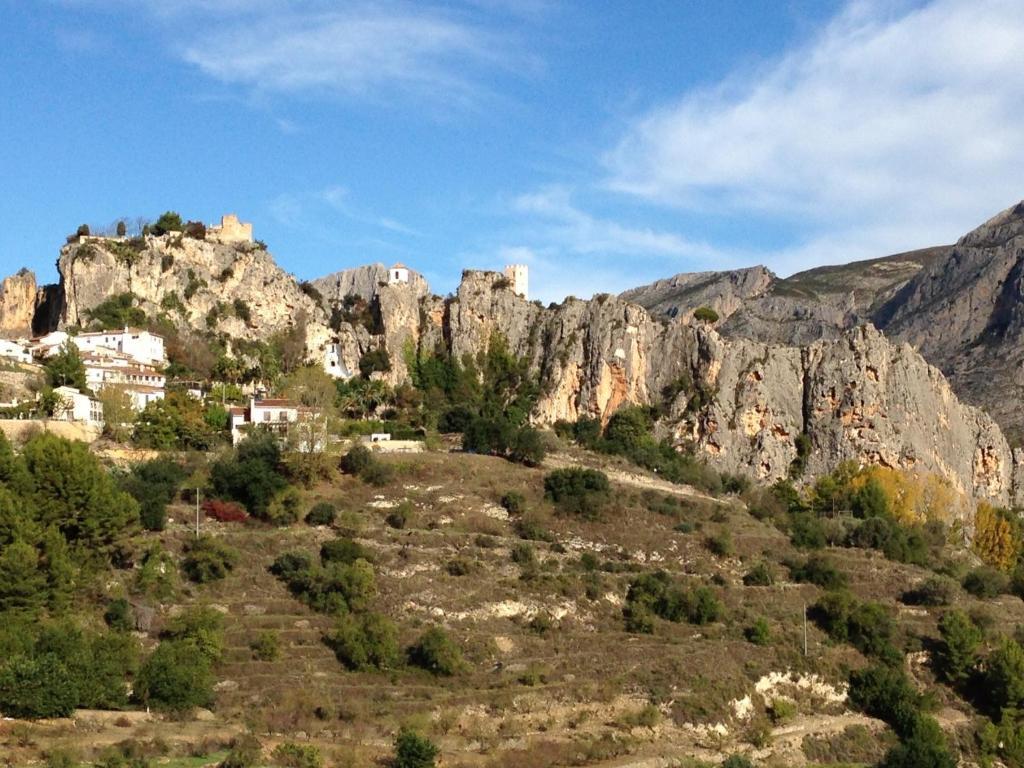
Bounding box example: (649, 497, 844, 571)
(53, 386, 103, 424)
(0, 339, 32, 364)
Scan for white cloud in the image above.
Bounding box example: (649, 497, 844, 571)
(177, 3, 521, 106)
(512, 186, 725, 261)
(606, 0, 1024, 270)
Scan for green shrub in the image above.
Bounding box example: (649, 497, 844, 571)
(340, 445, 372, 474)
(742, 562, 774, 587)
(933, 610, 981, 686)
(745, 618, 771, 646)
(624, 571, 723, 631)
(788, 554, 847, 590)
(305, 502, 336, 526)
(877, 716, 955, 768)
(393, 727, 439, 768)
(544, 467, 611, 520)
(362, 461, 396, 487)
(720, 755, 753, 768)
(848, 664, 922, 738)
(963, 565, 1010, 598)
(812, 593, 899, 662)
(326, 612, 400, 671)
(0, 653, 77, 718)
(902, 576, 956, 607)
(104, 598, 134, 632)
(408, 627, 463, 676)
(218, 735, 262, 768)
(182, 536, 239, 583)
(270, 743, 322, 768)
(507, 426, 547, 466)
(320, 537, 370, 565)
(164, 607, 225, 664)
(986, 637, 1024, 712)
(264, 486, 303, 526)
(249, 631, 280, 661)
(706, 531, 733, 557)
(500, 491, 526, 515)
(210, 433, 287, 517)
(789, 511, 827, 549)
(135, 640, 214, 712)
(120, 457, 186, 532)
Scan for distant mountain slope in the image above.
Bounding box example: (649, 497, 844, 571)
(874, 202, 1024, 440)
(622, 246, 950, 346)
(618, 266, 774, 322)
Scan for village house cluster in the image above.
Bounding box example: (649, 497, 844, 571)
(0, 327, 168, 425)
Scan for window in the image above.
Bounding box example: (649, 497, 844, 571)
(263, 411, 271, 422)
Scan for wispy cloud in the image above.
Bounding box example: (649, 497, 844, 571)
(512, 185, 725, 261)
(318, 185, 421, 237)
(605, 0, 1024, 270)
(171, 2, 527, 107)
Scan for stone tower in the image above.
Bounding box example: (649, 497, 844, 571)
(503, 264, 528, 300)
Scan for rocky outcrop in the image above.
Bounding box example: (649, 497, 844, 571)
(59, 236, 327, 341)
(620, 266, 774, 322)
(440, 275, 1016, 505)
(0, 269, 41, 338)
(312, 263, 429, 307)
(6, 210, 1021, 509)
(873, 203, 1024, 439)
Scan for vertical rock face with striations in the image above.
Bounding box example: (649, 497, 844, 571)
(440, 276, 1018, 505)
(873, 202, 1024, 438)
(619, 266, 775, 322)
(311, 263, 429, 306)
(58, 236, 327, 339)
(0, 269, 41, 338)
(3, 217, 1020, 509)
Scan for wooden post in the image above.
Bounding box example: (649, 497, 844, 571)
(195, 488, 200, 538)
(803, 602, 808, 657)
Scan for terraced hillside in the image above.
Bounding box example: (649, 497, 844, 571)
(9, 446, 1024, 768)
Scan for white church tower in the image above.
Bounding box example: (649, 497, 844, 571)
(503, 264, 528, 300)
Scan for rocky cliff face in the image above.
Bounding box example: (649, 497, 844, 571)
(0, 269, 41, 338)
(619, 266, 774, 322)
(4, 211, 1021, 509)
(59, 235, 327, 340)
(873, 203, 1024, 439)
(311, 263, 429, 307)
(438, 276, 1018, 505)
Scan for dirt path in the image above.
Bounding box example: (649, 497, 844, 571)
(545, 452, 729, 505)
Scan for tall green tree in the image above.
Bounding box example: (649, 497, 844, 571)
(21, 432, 140, 557)
(45, 340, 88, 391)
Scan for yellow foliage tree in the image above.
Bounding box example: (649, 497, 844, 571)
(973, 502, 1018, 571)
(850, 466, 960, 525)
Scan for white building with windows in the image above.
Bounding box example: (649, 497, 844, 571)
(230, 398, 300, 445)
(503, 264, 528, 299)
(0, 339, 32, 364)
(73, 328, 166, 366)
(388, 263, 410, 284)
(322, 342, 352, 379)
(53, 386, 103, 425)
(82, 352, 166, 411)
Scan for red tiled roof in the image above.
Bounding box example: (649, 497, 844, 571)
(255, 399, 296, 407)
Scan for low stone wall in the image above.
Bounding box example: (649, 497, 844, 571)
(0, 418, 101, 444)
(367, 439, 424, 453)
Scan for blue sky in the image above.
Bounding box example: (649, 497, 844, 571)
(2, 0, 1024, 303)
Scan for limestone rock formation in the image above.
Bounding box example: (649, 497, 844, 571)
(0, 269, 41, 338)
(58, 235, 326, 341)
(619, 266, 774, 322)
(312, 263, 429, 307)
(874, 203, 1024, 439)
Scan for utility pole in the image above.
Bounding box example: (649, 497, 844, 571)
(803, 602, 808, 657)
